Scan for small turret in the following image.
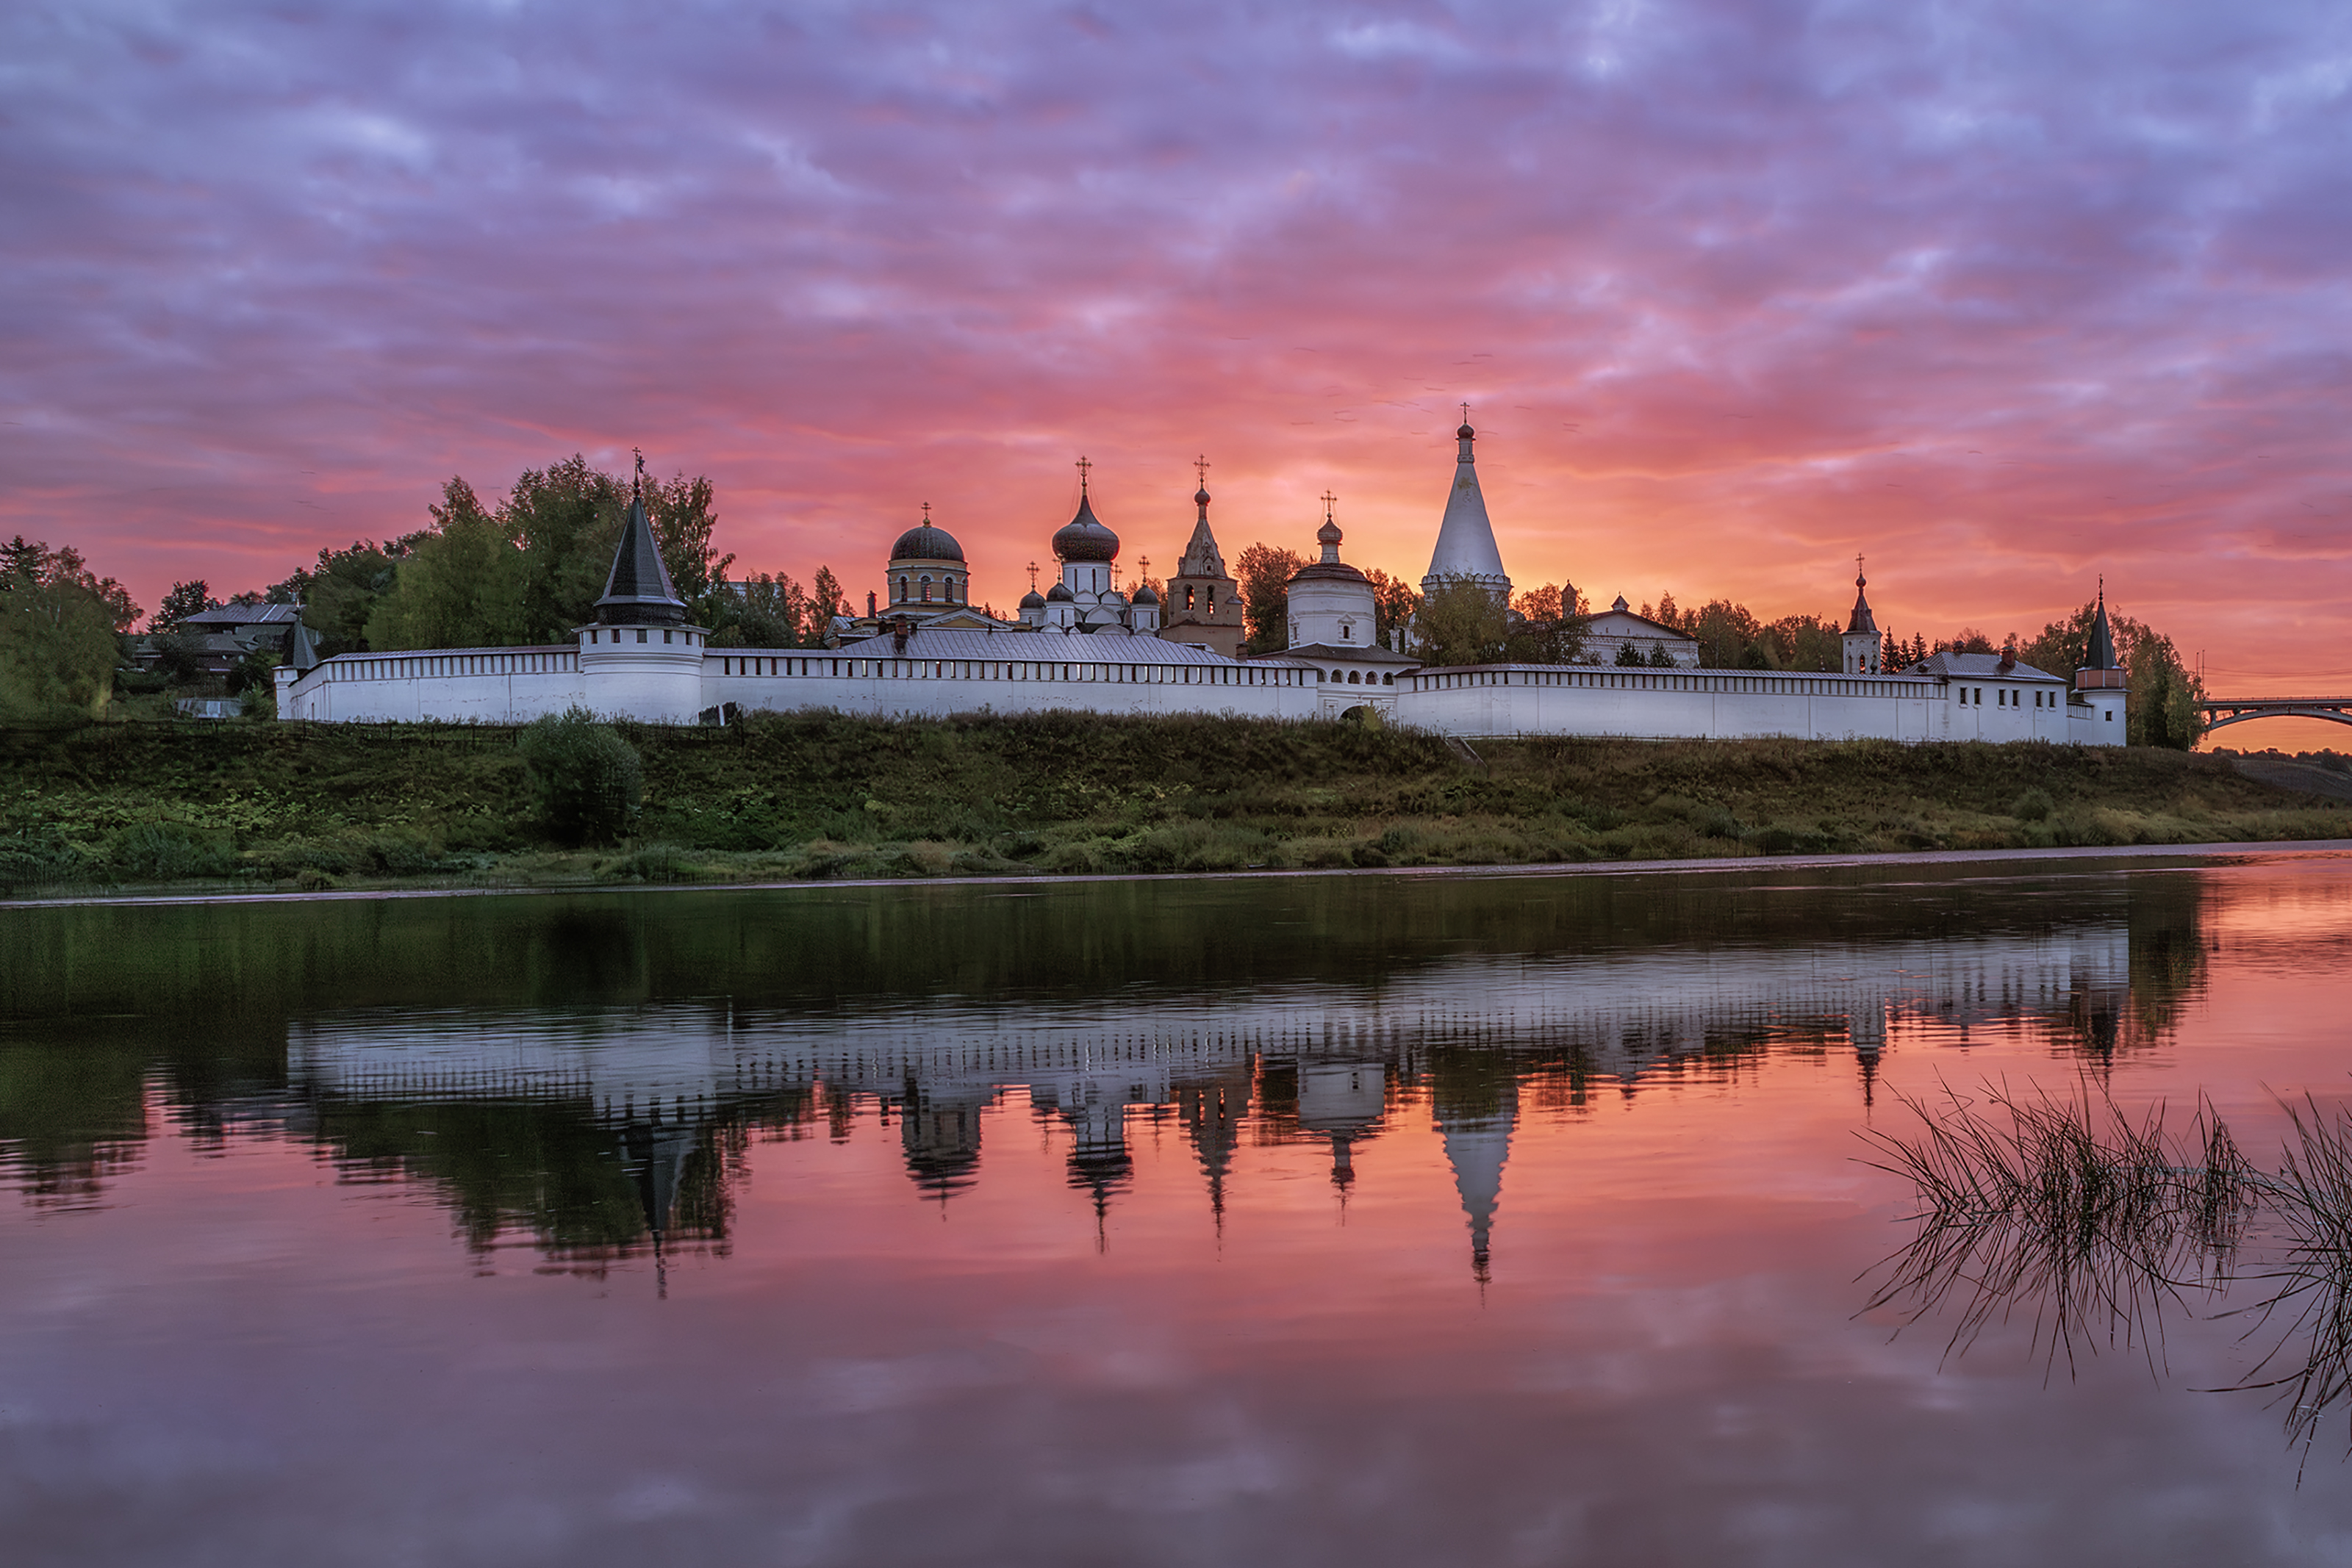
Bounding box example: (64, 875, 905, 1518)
(2078, 585, 2123, 688)
(579, 450, 708, 722)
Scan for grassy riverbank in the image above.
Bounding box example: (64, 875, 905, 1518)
(4, 712, 2345, 895)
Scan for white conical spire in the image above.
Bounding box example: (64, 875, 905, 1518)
(1421, 413, 1511, 601)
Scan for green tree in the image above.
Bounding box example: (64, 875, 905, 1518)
(810, 566, 847, 630)
(1416, 578, 1510, 666)
(365, 479, 531, 650)
(0, 538, 139, 722)
(1679, 600, 1763, 669)
(1614, 640, 1646, 667)
(506, 456, 625, 640)
(711, 572, 811, 648)
(1506, 582, 1588, 664)
(1646, 643, 1677, 669)
(1763, 614, 1843, 672)
(151, 580, 215, 630)
(1236, 544, 1305, 655)
(1364, 568, 1421, 650)
(302, 538, 420, 654)
(646, 471, 734, 619)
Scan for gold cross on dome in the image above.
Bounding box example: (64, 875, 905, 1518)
(1320, 490, 1338, 519)
(1459, 402, 1469, 425)
(1075, 456, 1092, 492)
(1026, 561, 1039, 589)
(1194, 455, 1210, 487)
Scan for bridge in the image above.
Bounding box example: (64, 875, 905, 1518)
(2198, 696, 2352, 733)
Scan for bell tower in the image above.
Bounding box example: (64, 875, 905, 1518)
(1842, 560, 1881, 674)
(1159, 456, 1245, 658)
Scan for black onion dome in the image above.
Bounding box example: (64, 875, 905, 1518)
(1045, 581, 1075, 602)
(1131, 582, 1160, 605)
(889, 522, 965, 563)
(1458, 421, 1475, 439)
(1019, 589, 1046, 609)
(1052, 493, 1120, 563)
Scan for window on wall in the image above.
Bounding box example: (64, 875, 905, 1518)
(920, 576, 933, 603)
(1186, 586, 1196, 611)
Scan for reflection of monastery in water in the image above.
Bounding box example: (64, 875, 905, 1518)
(282, 918, 2151, 1280)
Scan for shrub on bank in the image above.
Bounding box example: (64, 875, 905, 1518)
(517, 709, 642, 845)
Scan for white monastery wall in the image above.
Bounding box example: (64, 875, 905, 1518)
(276, 647, 584, 724)
(702, 648, 1319, 722)
(279, 642, 2125, 744)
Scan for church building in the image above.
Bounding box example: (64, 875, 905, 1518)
(1015, 461, 1161, 637)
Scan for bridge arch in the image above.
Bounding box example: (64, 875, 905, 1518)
(2198, 701, 2352, 733)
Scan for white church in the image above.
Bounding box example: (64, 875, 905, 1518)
(276, 420, 2129, 744)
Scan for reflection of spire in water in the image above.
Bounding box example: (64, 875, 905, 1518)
(623, 1118, 698, 1299)
(1430, 1051, 1519, 1287)
(1057, 1087, 1133, 1252)
(1175, 1068, 1251, 1236)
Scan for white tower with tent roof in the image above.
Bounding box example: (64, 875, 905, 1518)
(1420, 409, 1512, 605)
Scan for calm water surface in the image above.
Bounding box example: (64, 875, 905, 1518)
(7, 855, 2352, 1565)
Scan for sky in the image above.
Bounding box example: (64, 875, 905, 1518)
(4, 0, 2349, 728)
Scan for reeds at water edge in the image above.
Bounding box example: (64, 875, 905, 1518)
(1864, 1081, 2352, 1473)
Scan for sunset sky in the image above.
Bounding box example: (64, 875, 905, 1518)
(5, 1, 2348, 730)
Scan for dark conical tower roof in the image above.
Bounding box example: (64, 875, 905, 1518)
(596, 461, 687, 627)
(2085, 586, 2120, 670)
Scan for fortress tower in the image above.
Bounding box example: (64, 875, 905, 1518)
(577, 456, 707, 722)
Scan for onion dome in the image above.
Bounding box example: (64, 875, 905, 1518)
(1846, 569, 1876, 635)
(1291, 497, 1368, 586)
(1458, 420, 1475, 439)
(889, 519, 965, 563)
(1045, 581, 1075, 603)
(1131, 582, 1160, 605)
(1053, 492, 1120, 563)
(1019, 589, 1047, 610)
(1194, 486, 1211, 508)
